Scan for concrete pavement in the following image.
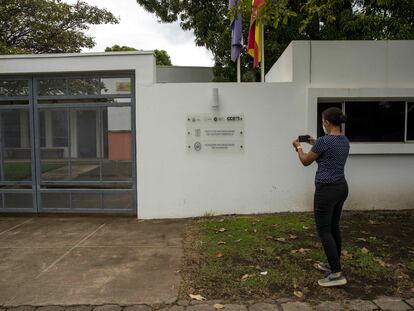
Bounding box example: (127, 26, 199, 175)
(0, 216, 186, 306)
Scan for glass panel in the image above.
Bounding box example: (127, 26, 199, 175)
(71, 160, 100, 180)
(39, 110, 70, 181)
(317, 102, 343, 137)
(1, 110, 32, 181)
(4, 193, 32, 209)
(103, 192, 134, 210)
(0, 80, 29, 97)
(346, 101, 405, 142)
(68, 78, 100, 96)
(72, 193, 100, 209)
(0, 194, 3, 209)
(37, 98, 131, 104)
(38, 79, 67, 96)
(408, 103, 414, 141)
(101, 78, 132, 95)
(0, 100, 29, 105)
(103, 107, 132, 180)
(42, 193, 70, 209)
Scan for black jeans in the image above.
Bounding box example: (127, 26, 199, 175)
(314, 177, 348, 273)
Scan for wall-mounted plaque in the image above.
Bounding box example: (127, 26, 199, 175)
(186, 113, 244, 153)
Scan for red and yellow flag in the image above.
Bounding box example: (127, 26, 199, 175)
(247, 0, 265, 68)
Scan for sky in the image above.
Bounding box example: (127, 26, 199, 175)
(62, 0, 214, 67)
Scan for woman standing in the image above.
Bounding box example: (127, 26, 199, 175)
(292, 107, 350, 287)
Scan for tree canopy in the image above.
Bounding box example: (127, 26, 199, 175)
(136, 0, 414, 81)
(0, 0, 119, 55)
(105, 44, 172, 65)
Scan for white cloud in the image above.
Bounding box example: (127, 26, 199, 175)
(62, 0, 214, 66)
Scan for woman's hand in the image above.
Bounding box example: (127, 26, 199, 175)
(292, 138, 301, 150)
(308, 136, 316, 145)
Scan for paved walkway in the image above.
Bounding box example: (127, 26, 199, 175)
(1, 298, 414, 311)
(0, 217, 185, 306)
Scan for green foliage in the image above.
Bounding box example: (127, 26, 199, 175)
(0, 0, 119, 54)
(136, 0, 414, 81)
(105, 45, 172, 65)
(105, 45, 138, 52)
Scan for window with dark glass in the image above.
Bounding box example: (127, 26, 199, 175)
(317, 102, 342, 137)
(345, 101, 405, 142)
(0, 80, 29, 97)
(407, 102, 414, 141)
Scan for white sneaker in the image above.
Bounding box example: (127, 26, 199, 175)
(318, 272, 347, 287)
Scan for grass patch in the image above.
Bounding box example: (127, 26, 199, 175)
(181, 210, 414, 302)
(4, 162, 64, 180)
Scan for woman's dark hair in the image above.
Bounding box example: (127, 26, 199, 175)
(322, 107, 347, 126)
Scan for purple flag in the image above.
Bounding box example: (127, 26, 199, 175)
(229, 0, 243, 62)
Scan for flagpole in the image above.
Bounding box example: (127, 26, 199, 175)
(260, 25, 265, 83)
(237, 55, 241, 83)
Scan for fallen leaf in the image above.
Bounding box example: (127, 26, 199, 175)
(189, 294, 206, 301)
(266, 235, 274, 240)
(260, 271, 268, 276)
(214, 304, 225, 309)
(289, 234, 297, 240)
(215, 252, 224, 258)
(276, 237, 286, 242)
(253, 229, 257, 233)
(291, 250, 298, 254)
(235, 239, 242, 243)
(369, 236, 377, 240)
(217, 241, 226, 245)
(361, 231, 369, 234)
(308, 233, 316, 237)
(341, 250, 353, 259)
(299, 248, 311, 253)
(241, 274, 254, 281)
(217, 228, 226, 233)
(302, 226, 310, 230)
(293, 290, 304, 298)
(357, 238, 367, 242)
(218, 219, 225, 222)
(368, 220, 376, 225)
(275, 256, 281, 261)
(374, 257, 386, 267)
(361, 247, 369, 254)
(305, 258, 313, 262)
(272, 224, 278, 228)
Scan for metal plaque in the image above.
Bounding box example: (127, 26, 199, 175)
(186, 113, 244, 153)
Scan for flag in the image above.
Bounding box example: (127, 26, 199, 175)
(248, 0, 265, 68)
(229, 0, 243, 62)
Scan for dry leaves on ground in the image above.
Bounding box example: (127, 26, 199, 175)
(293, 290, 304, 298)
(217, 241, 226, 245)
(215, 252, 224, 258)
(189, 294, 207, 301)
(214, 304, 225, 309)
(216, 228, 226, 233)
(361, 247, 369, 254)
(276, 237, 286, 242)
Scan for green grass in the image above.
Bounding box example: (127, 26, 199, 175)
(181, 211, 414, 301)
(3, 162, 63, 180)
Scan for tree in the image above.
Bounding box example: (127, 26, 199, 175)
(0, 0, 119, 55)
(136, 0, 414, 81)
(105, 44, 172, 65)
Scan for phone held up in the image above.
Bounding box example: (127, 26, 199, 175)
(298, 135, 311, 143)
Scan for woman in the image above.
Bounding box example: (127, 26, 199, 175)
(292, 107, 350, 287)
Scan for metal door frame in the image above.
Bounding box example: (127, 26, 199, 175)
(0, 73, 137, 215)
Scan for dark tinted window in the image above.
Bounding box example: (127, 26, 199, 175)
(317, 102, 342, 137)
(345, 101, 405, 142)
(408, 103, 414, 141)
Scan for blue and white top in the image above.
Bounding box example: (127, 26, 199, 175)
(311, 135, 350, 184)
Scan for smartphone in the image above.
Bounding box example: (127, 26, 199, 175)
(298, 135, 311, 143)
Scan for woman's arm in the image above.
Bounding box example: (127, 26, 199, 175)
(292, 138, 319, 166)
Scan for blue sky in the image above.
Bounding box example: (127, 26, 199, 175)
(62, 0, 214, 66)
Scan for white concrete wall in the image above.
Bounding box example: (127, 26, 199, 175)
(136, 82, 414, 219)
(265, 43, 293, 82)
(269, 40, 414, 87)
(156, 66, 213, 83)
(0, 52, 155, 84)
(137, 82, 321, 219)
